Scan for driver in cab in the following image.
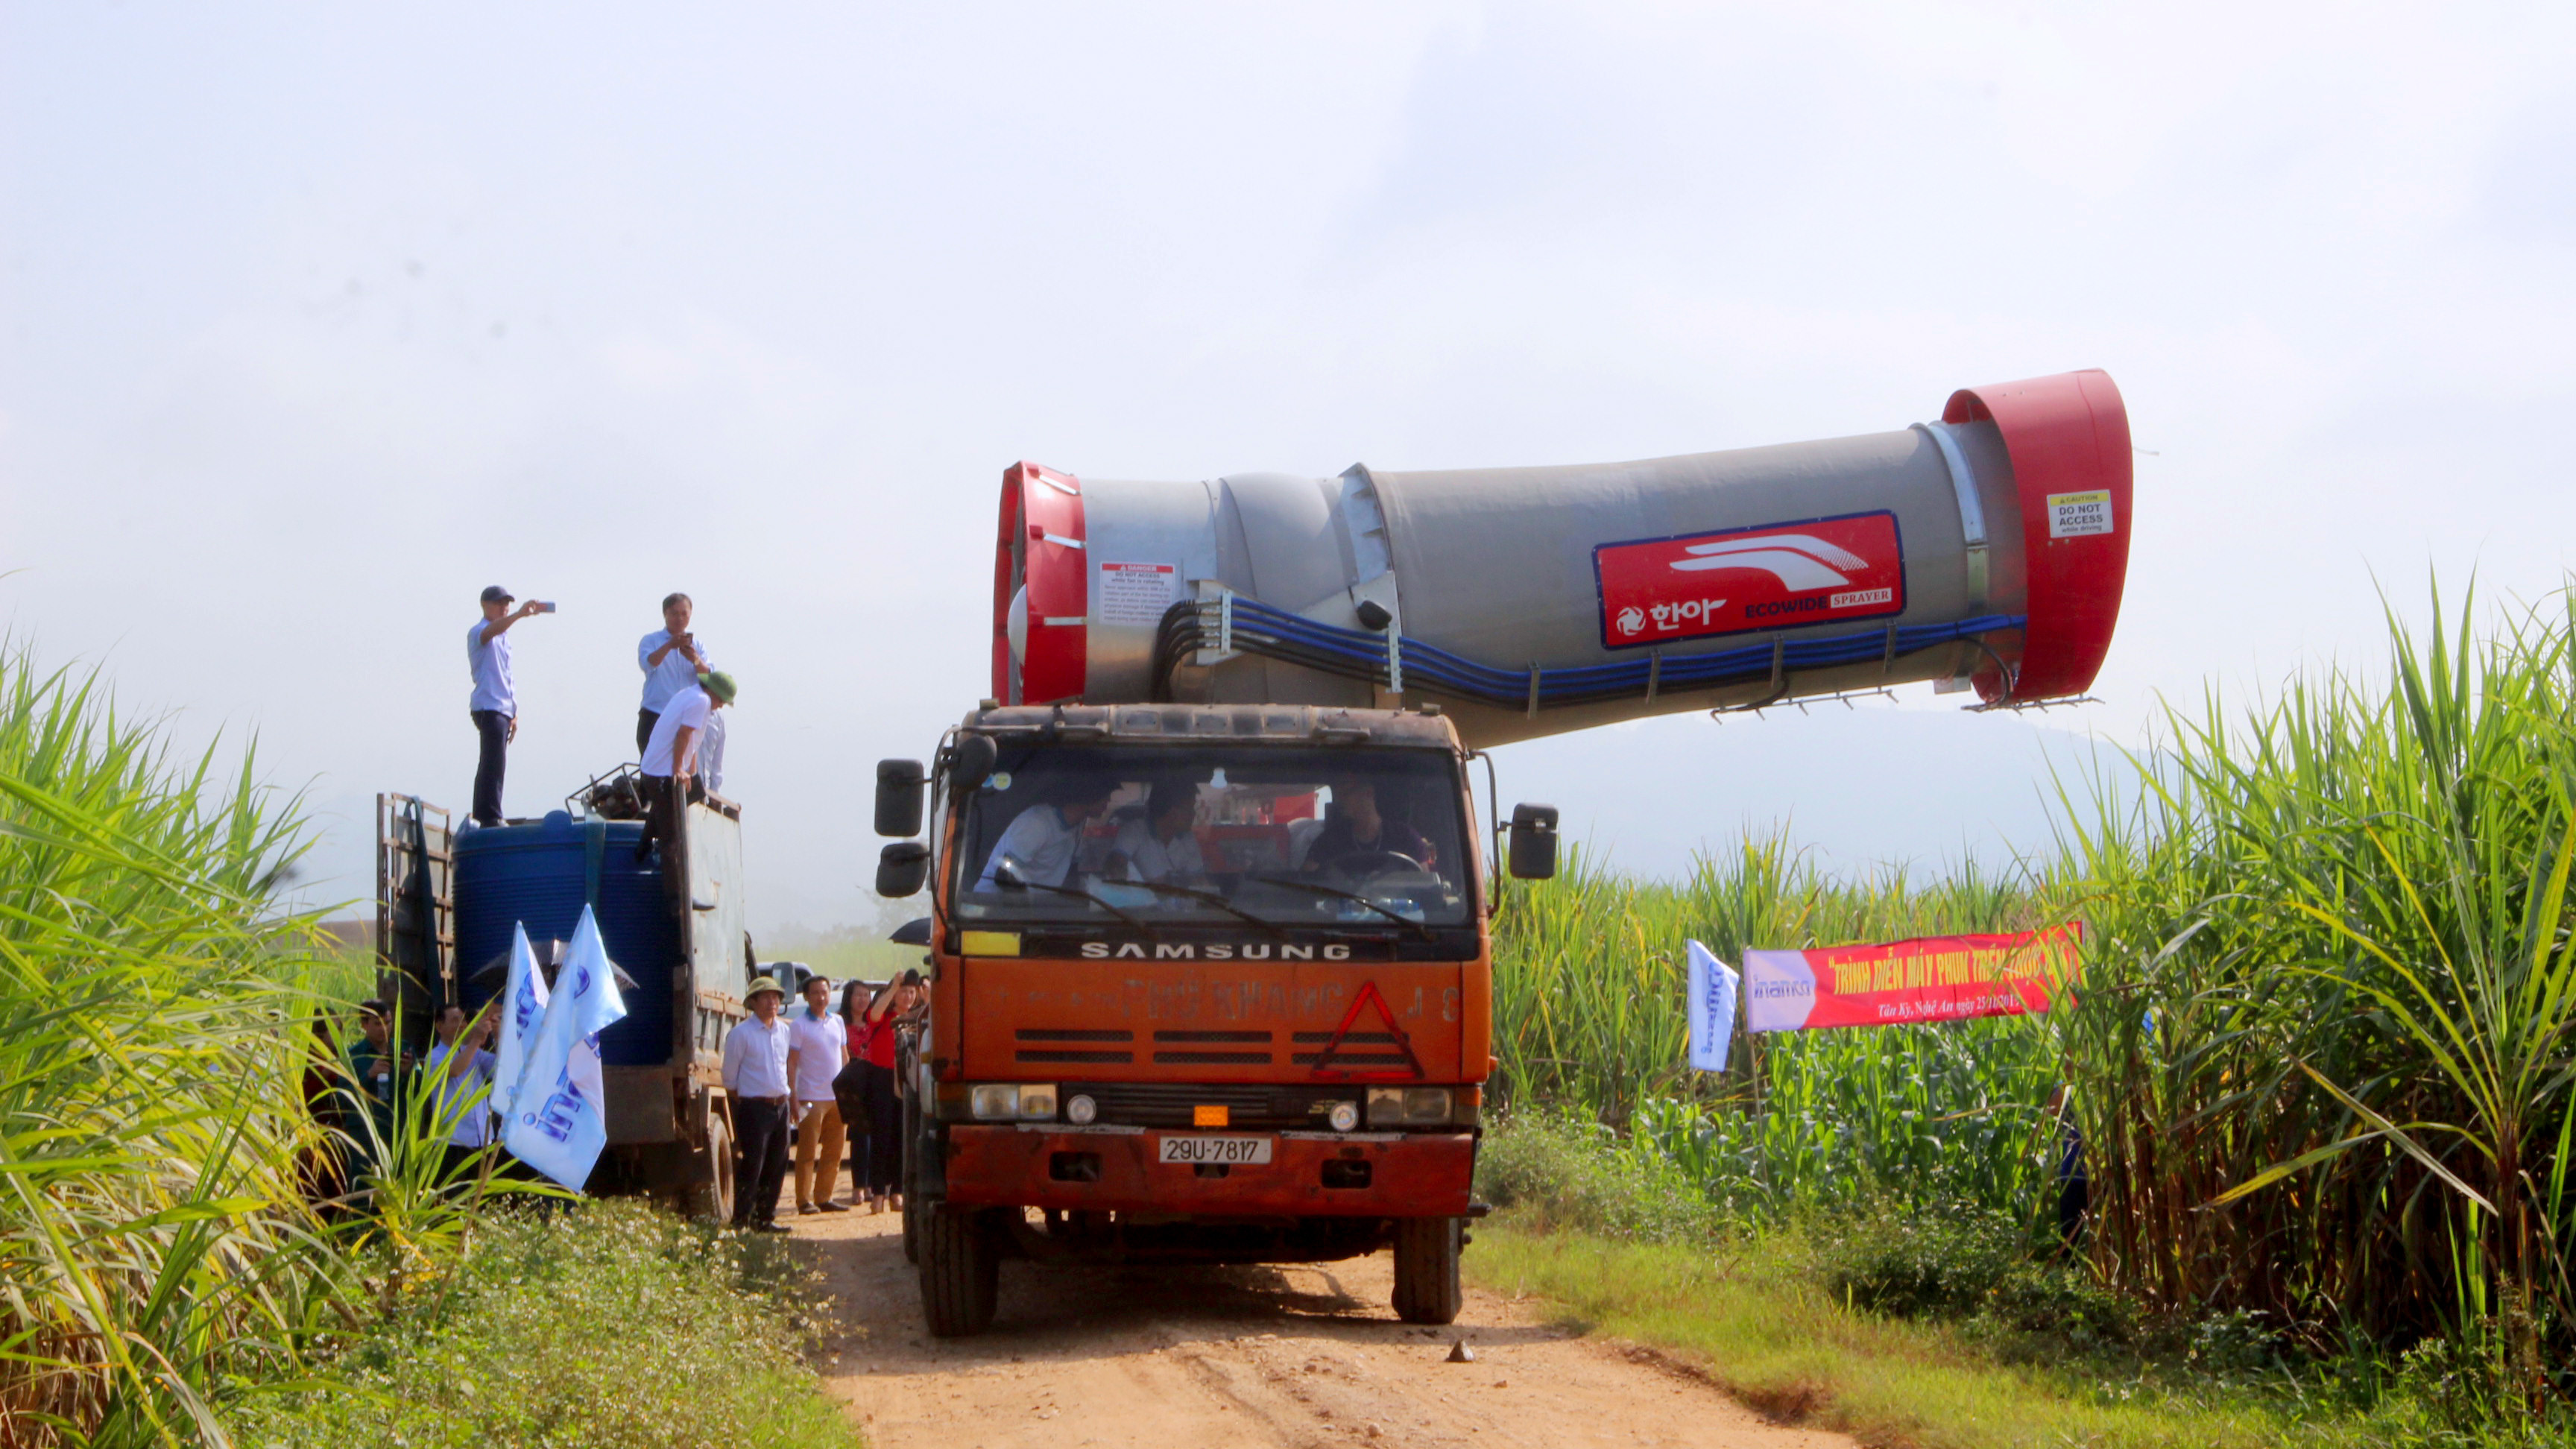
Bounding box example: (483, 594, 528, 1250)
(1302, 780, 1435, 876)
(976, 778, 1116, 891)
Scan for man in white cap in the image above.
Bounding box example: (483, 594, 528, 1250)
(467, 584, 547, 827)
(720, 974, 794, 1233)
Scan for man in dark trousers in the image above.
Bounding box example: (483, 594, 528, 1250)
(719, 976, 795, 1232)
(467, 584, 546, 827)
(636, 669, 736, 867)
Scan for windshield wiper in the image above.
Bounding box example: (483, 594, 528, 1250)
(1247, 874, 1436, 941)
(999, 876, 1160, 935)
(1108, 879, 1290, 938)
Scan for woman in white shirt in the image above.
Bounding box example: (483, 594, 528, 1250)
(785, 974, 850, 1213)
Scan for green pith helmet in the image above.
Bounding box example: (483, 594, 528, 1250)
(745, 976, 783, 1003)
(698, 670, 738, 704)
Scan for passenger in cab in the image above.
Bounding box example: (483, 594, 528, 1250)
(1302, 780, 1436, 876)
(976, 778, 1115, 889)
(1109, 780, 1204, 883)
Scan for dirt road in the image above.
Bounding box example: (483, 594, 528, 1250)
(790, 1206, 1851, 1449)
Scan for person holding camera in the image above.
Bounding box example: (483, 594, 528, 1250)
(467, 585, 548, 827)
(636, 593, 713, 757)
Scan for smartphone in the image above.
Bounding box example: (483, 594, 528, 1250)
(534, 601, 558, 613)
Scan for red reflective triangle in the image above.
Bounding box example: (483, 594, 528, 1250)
(1304, 979, 1424, 1082)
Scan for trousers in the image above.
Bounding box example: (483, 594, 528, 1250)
(795, 1099, 845, 1208)
(637, 773, 688, 866)
(730, 1096, 792, 1226)
(470, 710, 510, 826)
(853, 1060, 903, 1196)
(636, 708, 658, 757)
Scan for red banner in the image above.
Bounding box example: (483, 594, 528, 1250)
(1594, 510, 1907, 649)
(1741, 924, 2083, 1032)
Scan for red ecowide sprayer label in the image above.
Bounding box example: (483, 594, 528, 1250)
(1593, 510, 1907, 648)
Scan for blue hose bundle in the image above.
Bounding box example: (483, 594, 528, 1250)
(1151, 598, 2024, 710)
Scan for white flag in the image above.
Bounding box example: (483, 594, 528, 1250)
(1685, 938, 1740, 1073)
(501, 906, 628, 1190)
(488, 923, 550, 1123)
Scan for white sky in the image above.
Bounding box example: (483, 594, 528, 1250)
(4, 3, 2572, 928)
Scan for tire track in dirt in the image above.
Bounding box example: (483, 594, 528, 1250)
(790, 1208, 1853, 1449)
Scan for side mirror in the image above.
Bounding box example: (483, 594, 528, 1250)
(1507, 804, 1559, 880)
(947, 735, 998, 794)
(876, 841, 931, 898)
(889, 916, 932, 947)
(875, 760, 926, 838)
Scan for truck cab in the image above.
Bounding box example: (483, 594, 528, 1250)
(877, 701, 1557, 1336)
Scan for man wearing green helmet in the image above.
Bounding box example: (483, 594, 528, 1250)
(635, 669, 736, 866)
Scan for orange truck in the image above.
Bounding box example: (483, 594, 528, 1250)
(871, 702, 1560, 1336)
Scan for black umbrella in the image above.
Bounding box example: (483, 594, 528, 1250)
(465, 936, 642, 995)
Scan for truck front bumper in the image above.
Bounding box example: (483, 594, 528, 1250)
(940, 1125, 1477, 1218)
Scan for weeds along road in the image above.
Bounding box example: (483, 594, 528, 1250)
(792, 1208, 1852, 1449)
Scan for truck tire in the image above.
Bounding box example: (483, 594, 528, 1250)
(687, 1111, 736, 1225)
(1391, 1216, 1462, 1325)
(918, 1204, 999, 1337)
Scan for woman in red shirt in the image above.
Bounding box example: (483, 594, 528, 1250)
(842, 972, 921, 1212)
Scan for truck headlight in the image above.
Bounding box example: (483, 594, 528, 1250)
(1066, 1093, 1098, 1126)
(1018, 1084, 1058, 1120)
(1328, 1101, 1361, 1132)
(1366, 1086, 1453, 1126)
(970, 1084, 1020, 1120)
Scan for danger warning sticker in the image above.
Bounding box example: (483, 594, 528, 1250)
(1594, 511, 1906, 649)
(1096, 561, 1178, 627)
(2046, 490, 2115, 539)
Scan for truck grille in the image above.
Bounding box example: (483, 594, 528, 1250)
(1070, 1082, 1354, 1131)
(1016, 1028, 1135, 1065)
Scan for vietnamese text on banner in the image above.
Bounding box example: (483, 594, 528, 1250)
(1743, 924, 2084, 1033)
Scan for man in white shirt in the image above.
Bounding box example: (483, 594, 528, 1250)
(426, 1003, 498, 1183)
(719, 976, 793, 1232)
(976, 779, 1116, 890)
(1111, 780, 1205, 883)
(637, 671, 736, 865)
(635, 593, 713, 757)
(698, 707, 727, 795)
(784, 975, 849, 1215)
(467, 584, 547, 826)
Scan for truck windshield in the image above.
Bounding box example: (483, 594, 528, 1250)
(953, 745, 1473, 928)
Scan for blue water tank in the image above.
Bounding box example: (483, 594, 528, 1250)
(454, 810, 678, 1068)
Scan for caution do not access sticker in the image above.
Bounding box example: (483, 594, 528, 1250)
(2045, 490, 2115, 539)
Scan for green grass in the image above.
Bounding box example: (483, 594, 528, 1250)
(763, 918, 924, 988)
(1469, 1114, 2569, 1448)
(1468, 1222, 2383, 1449)
(226, 1200, 862, 1449)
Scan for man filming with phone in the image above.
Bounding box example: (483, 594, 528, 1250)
(467, 585, 550, 827)
(636, 592, 713, 757)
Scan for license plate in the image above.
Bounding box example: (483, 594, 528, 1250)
(1158, 1134, 1272, 1165)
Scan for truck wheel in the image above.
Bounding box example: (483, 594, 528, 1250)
(918, 1204, 999, 1337)
(1391, 1216, 1462, 1325)
(686, 1112, 736, 1225)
